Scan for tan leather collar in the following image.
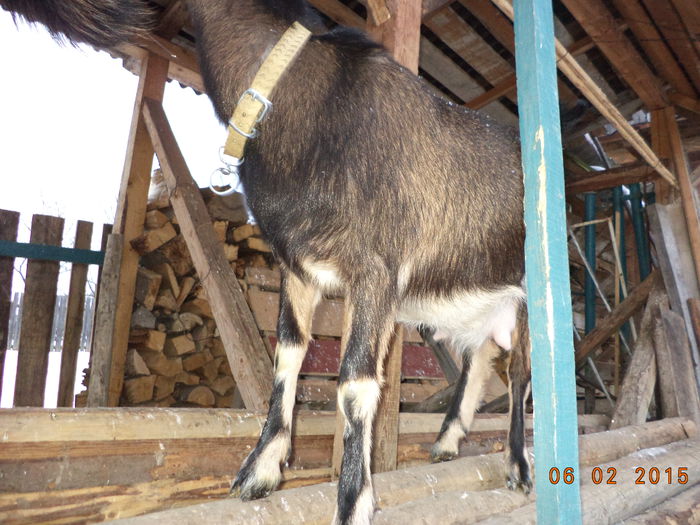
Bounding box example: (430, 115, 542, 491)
(223, 22, 312, 161)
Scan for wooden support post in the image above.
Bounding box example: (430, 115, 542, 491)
(57, 221, 93, 407)
(14, 215, 64, 407)
(372, 327, 402, 473)
(0, 210, 19, 393)
(513, 0, 582, 522)
(665, 106, 700, 287)
(101, 52, 169, 406)
(141, 98, 273, 411)
(87, 234, 124, 406)
(366, 0, 421, 75)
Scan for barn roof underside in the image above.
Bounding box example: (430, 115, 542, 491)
(114, 0, 699, 194)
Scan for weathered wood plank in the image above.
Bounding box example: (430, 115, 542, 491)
(574, 270, 660, 364)
(57, 221, 93, 407)
(104, 52, 169, 407)
(610, 285, 665, 429)
(14, 214, 64, 407)
(141, 98, 274, 410)
(87, 234, 124, 407)
(0, 209, 20, 392)
(565, 163, 657, 194)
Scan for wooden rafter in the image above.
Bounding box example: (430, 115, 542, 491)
(611, 0, 697, 99)
(491, 0, 677, 188)
(640, 0, 700, 93)
(560, 0, 667, 110)
(566, 163, 658, 194)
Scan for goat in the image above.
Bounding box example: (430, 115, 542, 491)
(1, 1, 532, 523)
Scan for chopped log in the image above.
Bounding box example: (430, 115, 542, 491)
(242, 237, 271, 253)
(164, 334, 196, 357)
(153, 262, 180, 297)
(182, 351, 211, 372)
(125, 349, 151, 377)
(479, 439, 700, 525)
(212, 221, 228, 242)
(146, 169, 171, 210)
(140, 352, 183, 377)
(129, 329, 166, 352)
(153, 375, 176, 400)
(134, 267, 163, 310)
(622, 484, 700, 524)
(154, 289, 178, 312)
(209, 375, 236, 396)
(175, 276, 196, 308)
(174, 371, 200, 386)
(223, 244, 239, 261)
(198, 357, 223, 383)
(244, 266, 281, 291)
(144, 210, 170, 230)
(158, 235, 194, 276)
(215, 393, 235, 408)
(610, 285, 665, 429)
(131, 306, 157, 330)
(232, 224, 262, 242)
(181, 298, 213, 319)
(131, 222, 177, 255)
(123, 375, 157, 404)
(201, 189, 249, 225)
(178, 385, 215, 407)
(110, 419, 695, 525)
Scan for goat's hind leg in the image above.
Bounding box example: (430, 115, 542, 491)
(505, 307, 532, 493)
(231, 270, 319, 500)
(430, 339, 500, 462)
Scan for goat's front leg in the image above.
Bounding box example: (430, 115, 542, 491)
(231, 270, 319, 500)
(430, 339, 500, 462)
(334, 289, 397, 525)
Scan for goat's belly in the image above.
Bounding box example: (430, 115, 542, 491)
(397, 286, 525, 351)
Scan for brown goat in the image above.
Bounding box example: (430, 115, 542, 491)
(0, 1, 532, 523)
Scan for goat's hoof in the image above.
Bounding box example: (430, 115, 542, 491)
(429, 446, 458, 463)
(505, 460, 532, 494)
(230, 464, 280, 500)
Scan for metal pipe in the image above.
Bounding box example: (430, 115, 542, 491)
(584, 193, 597, 334)
(629, 183, 651, 279)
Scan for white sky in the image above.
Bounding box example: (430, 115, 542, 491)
(0, 10, 228, 250)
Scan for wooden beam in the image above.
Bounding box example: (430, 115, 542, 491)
(308, 0, 365, 29)
(0, 210, 19, 392)
(610, 286, 664, 429)
(575, 270, 660, 364)
(565, 163, 657, 194)
(668, 0, 700, 55)
(141, 98, 274, 411)
(560, 0, 667, 110)
(57, 221, 93, 407)
(669, 92, 700, 115)
(610, 0, 696, 99)
(87, 234, 124, 406)
(367, 0, 421, 74)
(156, 0, 189, 40)
(13, 215, 64, 407)
(640, 0, 700, 93)
(490, 0, 678, 188)
(664, 105, 700, 286)
(422, 0, 453, 17)
(513, 0, 581, 520)
(99, 52, 169, 407)
(71, 419, 694, 525)
(366, 0, 391, 26)
(424, 6, 519, 107)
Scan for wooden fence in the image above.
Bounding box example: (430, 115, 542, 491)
(0, 209, 108, 407)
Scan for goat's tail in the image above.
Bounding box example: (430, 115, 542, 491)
(0, 0, 156, 48)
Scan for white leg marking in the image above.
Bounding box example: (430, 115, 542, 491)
(432, 419, 465, 456)
(246, 434, 288, 491)
(275, 343, 306, 428)
(458, 341, 500, 430)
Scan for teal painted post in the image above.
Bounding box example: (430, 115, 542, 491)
(514, 0, 582, 523)
(629, 183, 651, 279)
(584, 193, 597, 334)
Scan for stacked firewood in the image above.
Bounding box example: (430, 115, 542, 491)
(120, 170, 277, 408)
